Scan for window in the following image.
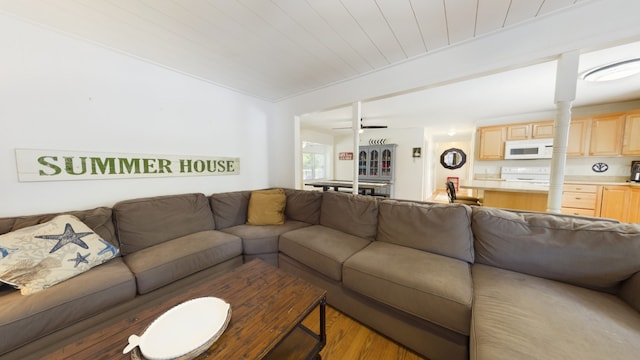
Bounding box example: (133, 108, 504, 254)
(302, 142, 329, 180)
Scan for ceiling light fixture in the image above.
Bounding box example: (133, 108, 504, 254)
(582, 58, 640, 82)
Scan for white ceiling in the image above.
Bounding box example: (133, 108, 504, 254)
(2, 0, 640, 137)
(301, 40, 640, 138)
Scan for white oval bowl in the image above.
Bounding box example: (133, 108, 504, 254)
(137, 297, 231, 360)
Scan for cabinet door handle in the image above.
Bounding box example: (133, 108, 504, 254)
(575, 197, 582, 200)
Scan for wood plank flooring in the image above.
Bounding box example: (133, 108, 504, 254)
(301, 305, 426, 360)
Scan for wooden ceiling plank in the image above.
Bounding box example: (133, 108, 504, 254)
(475, 0, 511, 35)
(376, 0, 427, 58)
(273, 0, 368, 74)
(307, 0, 389, 69)
(504, 0, 544, 27)
(340, 0, 407, 64)
(410, 0, 449, 51)
(444, 0, 478, 44)
(238, 0, 356, 82)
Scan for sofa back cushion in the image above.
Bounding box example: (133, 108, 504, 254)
(209, 191, 251, 229)
(113, 193, 215, 255)
(377, 200, 474, 263)
(472, 207, 640, 291)
(0, 207, 118, 248)
(319, 191, 379, 240)
(284, 189, 322, 225)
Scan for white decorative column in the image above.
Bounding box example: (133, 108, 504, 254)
(548, 51, 580, 213)
(352, 101, 361, 195)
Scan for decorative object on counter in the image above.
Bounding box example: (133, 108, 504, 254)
(440, 148, 466, 170)
(412, 147, 422, 158)
(591, 162, 609, 173)
(123, 297, 232, 360)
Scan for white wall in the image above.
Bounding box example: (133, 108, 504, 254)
(0, 14, 273, 216)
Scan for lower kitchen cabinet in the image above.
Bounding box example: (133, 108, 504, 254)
(561, 183, 602, 217)
(600, 185, 640, 223)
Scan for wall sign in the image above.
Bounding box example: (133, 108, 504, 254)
(15, 149, 240, 182)
(338, 152, 353, 160)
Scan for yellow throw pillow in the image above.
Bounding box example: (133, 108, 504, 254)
(247, 189, 287, 225)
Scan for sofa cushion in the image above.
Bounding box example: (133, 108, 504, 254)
(343, 241, 472, 335)
(279, 225, 371, 281)
(221, 220, 310, 255)
(319, 191, 379, 240)
(472, 207, 640, 291)
(114, 193, 215, 255)
(470, 264, 640, 360)
(247, 189, 287, 225)
(0, 215, 119, 295)
(284, 189, 322, 225)
(620, 272, 640, 313)
(123, 230, 242, 294)
(209, 191, 251, 229)
(0, 257, 135, 354)
(377, 200, 474, 263)
(0, 207, 118, 248)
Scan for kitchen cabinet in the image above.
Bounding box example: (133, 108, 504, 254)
(589, 113, 625, 156)
(358, 144, 396, 181)
(531, 121, 554, 138)
(505, 121, 554, 140)
(600, 185, 640, 223)
(561, 183, 602, 217)
(566, 118, 590, 157)
(478, 126, 505, 160)
(506, 124, 530, 140)
(622, 111, 640, 155)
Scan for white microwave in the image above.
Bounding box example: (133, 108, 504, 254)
(504, 139, 553, 159)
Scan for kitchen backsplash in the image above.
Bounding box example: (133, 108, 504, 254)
(474, 157, 637, 182)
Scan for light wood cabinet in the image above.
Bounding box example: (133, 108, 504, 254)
(560, 183, 601, 217)
(506, 124, 530, 140)
(622, 111, 640, 155)
(478, 126, 505, 160)
(505, 121, 554, 140)
(600, 185, 640, 223)
(531, 121, 554, 138)
(589, 113, 625, 156)
(566, 118, 590, 157)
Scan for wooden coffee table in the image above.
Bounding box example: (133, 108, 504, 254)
(43, 259, 327, 359)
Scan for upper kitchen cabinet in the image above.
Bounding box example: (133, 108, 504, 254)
(567, 118, 590, 157)
(505, 121, 554, 141)
(589, 113, 625, 156)
(622, 111, 640, 155)
(506, 124, 530, 140)
(478, 126, 505, 160)
(531, 121, 554, 138)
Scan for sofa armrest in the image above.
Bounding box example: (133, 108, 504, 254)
(620, 272, 640, 312)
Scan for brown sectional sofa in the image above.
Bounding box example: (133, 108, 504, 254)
(1, 189, 639, 360)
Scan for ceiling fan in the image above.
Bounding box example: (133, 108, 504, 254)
(332, 118, 388, 130)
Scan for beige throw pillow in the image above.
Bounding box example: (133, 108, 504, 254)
(0, 214, 119, 295)
(247, 189, 287, 225)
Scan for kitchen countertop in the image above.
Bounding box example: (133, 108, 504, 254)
(461, 180, 549, 193)
(461, 179, 640, 193)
